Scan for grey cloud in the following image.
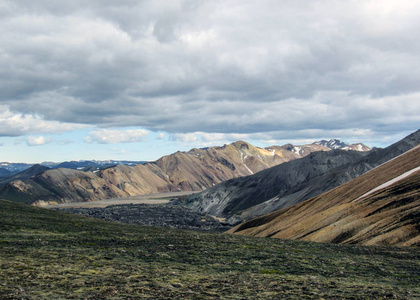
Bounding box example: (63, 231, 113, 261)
(1, 0, 419, 143)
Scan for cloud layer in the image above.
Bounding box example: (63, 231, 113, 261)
(1, 0, 419, 144)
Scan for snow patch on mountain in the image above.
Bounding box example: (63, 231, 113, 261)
(292, 146, 302, 154)
(313, 139, 348, 149)
(354, 165, 420, 202)
(240, 152, 254, 175)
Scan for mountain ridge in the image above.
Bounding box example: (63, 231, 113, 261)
(313, 139, 370, 151)
(0, 140, 343, 205)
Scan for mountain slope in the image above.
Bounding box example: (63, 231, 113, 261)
(179, 129, 420, 222)
(0, 168, 127, 204)
(177, 150, 368, 221)
(229, 143, 420, 246)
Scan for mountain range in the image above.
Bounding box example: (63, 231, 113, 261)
(177, 130, 420, 224)
(1, 131, 419, 247)
(0, 160, 147, 176)
(0, 139, 368, 205)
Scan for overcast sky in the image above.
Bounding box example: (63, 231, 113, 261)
(1, 0, 419, 162)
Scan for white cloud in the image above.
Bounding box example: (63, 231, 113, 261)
(85, 129, 150, 144)
(0, 105, 87, 136)
(27, 136, 52, 146)
(156, 132, 165, 139)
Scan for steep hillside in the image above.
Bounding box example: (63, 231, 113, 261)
(179, 129, 420, 222)
(230, 144, 420, 246)
(177, 150, 367, 222)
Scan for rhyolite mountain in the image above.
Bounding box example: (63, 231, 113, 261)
(0, 140, 351, 205)
(177, 130, 420, 223)
(229, 143, 420, 247)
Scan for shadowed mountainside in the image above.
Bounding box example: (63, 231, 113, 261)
(229, 144, 420, 247)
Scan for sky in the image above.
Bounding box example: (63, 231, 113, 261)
(1, 0, 419, 163)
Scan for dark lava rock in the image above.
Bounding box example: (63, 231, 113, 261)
(52, 204, 232, 232)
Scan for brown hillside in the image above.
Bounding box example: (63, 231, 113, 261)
(99, 141, 292, 194)
(230, 145, 420, 246)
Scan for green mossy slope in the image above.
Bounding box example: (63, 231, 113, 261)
(1, 199, 419, 299)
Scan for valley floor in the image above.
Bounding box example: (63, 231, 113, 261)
(42, 191, 197, 208)
(1, 199, 419, 299)
(50, 203, 232, 232)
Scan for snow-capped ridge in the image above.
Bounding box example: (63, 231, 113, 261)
(313, 139, 370, 151)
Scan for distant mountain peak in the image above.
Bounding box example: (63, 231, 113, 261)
(313, 139, 370, 151)
(313, 139, 348, 149)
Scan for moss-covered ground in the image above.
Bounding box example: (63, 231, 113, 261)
(1, 199, 419, 299)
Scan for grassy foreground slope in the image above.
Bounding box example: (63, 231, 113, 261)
(1, 200, 419, 299)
